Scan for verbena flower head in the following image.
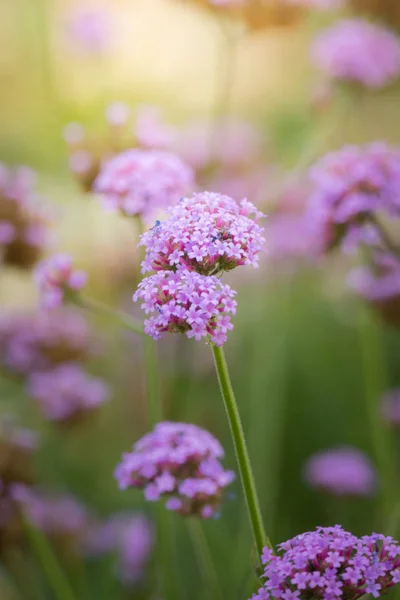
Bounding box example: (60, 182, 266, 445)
(84, 513, 153, 585)
(140, 192, 265, 275)
(0, 163, 51, 270)
(133, 270, 237, 346)
(28, 363, 109, 425)
(0, 416, 38, 485)
(0, 309, 91, 376)
(307, 143, 400, 252)
(304, 447, 376, 496)
(312, 19, 400, 88)
(94, 149, 193, 219)
(35, 254, 87, 308)
(115, 421, 235, 518)
(252, 526, 400, 600)
(381, 389, 400, 426)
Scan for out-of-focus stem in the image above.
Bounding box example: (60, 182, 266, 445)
(73, 295, 144, 336)
(358, 307, 396, 528)
(187, 518, 222, 600)
(23, 518, 76, 600)
(143, 335, 162, 426)
(212, 344, 271, 558)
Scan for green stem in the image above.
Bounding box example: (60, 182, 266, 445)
(187, 518, 222, 600)
(143, 336, 162, 425)
(211, 344, 270, 558)
(72, 294, 144, 336)
(358, 307, 396, 527)
(157, 508, 181, 600)
(23, 518, 76, 600)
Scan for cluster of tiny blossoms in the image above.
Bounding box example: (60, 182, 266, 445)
(115, 421, 235, 518)
(312, 19, 400, 88)
(251, 526, 400, 600)
(140, 192, 265, 275)
(94, 148, 194, 220)
(34, 254, 87, 308)
(307, 143, 400, 252)
(133, 270, 237, 346)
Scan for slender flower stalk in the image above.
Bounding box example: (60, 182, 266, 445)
(211, 344, 270, 557)
(187, 518, 222, 600)
(23, 516, 76, 600)
(358, 307, 397, 529)
(143, 336, 162, 424)
(72, 294, 144, 336)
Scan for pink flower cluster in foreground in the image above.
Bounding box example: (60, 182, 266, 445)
(140, 192, 265, 275)
(312, 19, 400, 88)
(94, 149, 193, 219)
(115, 421, 235, 518)
(133, 270, 237, 346)
(252, 526, 400, 600)
(35, 254, 87, 308)
(304, 447, 376, 496)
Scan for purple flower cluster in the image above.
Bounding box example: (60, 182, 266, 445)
(133, 270, 237, 346)
(115, 421, 235, 518)
(28, 363, 109, 424)
(84, 513, 153, 585)
(13, 484, 87, 539)
(35, 254, 87, 308)
(0, 163, 51, 270)
(381, 389, 400, 426)
(140, 192, 265, 275)
(252, 526, 400, 600)
(312, 19, 400, 88)
(0, 309, 90, 376)
(304, 447, 376, 496)
(94, 149, 193, 220)
(307, 143, 400, 252)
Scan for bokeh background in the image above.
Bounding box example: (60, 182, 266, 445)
(2, 0, 400, 599)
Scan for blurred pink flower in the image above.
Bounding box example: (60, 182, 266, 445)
(35, 254, 87, 308)
(304, 447, 376, 496)
(312, 19, 400, 88)
(94, 149, 194, 219)
(65, 5, 112, 55)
